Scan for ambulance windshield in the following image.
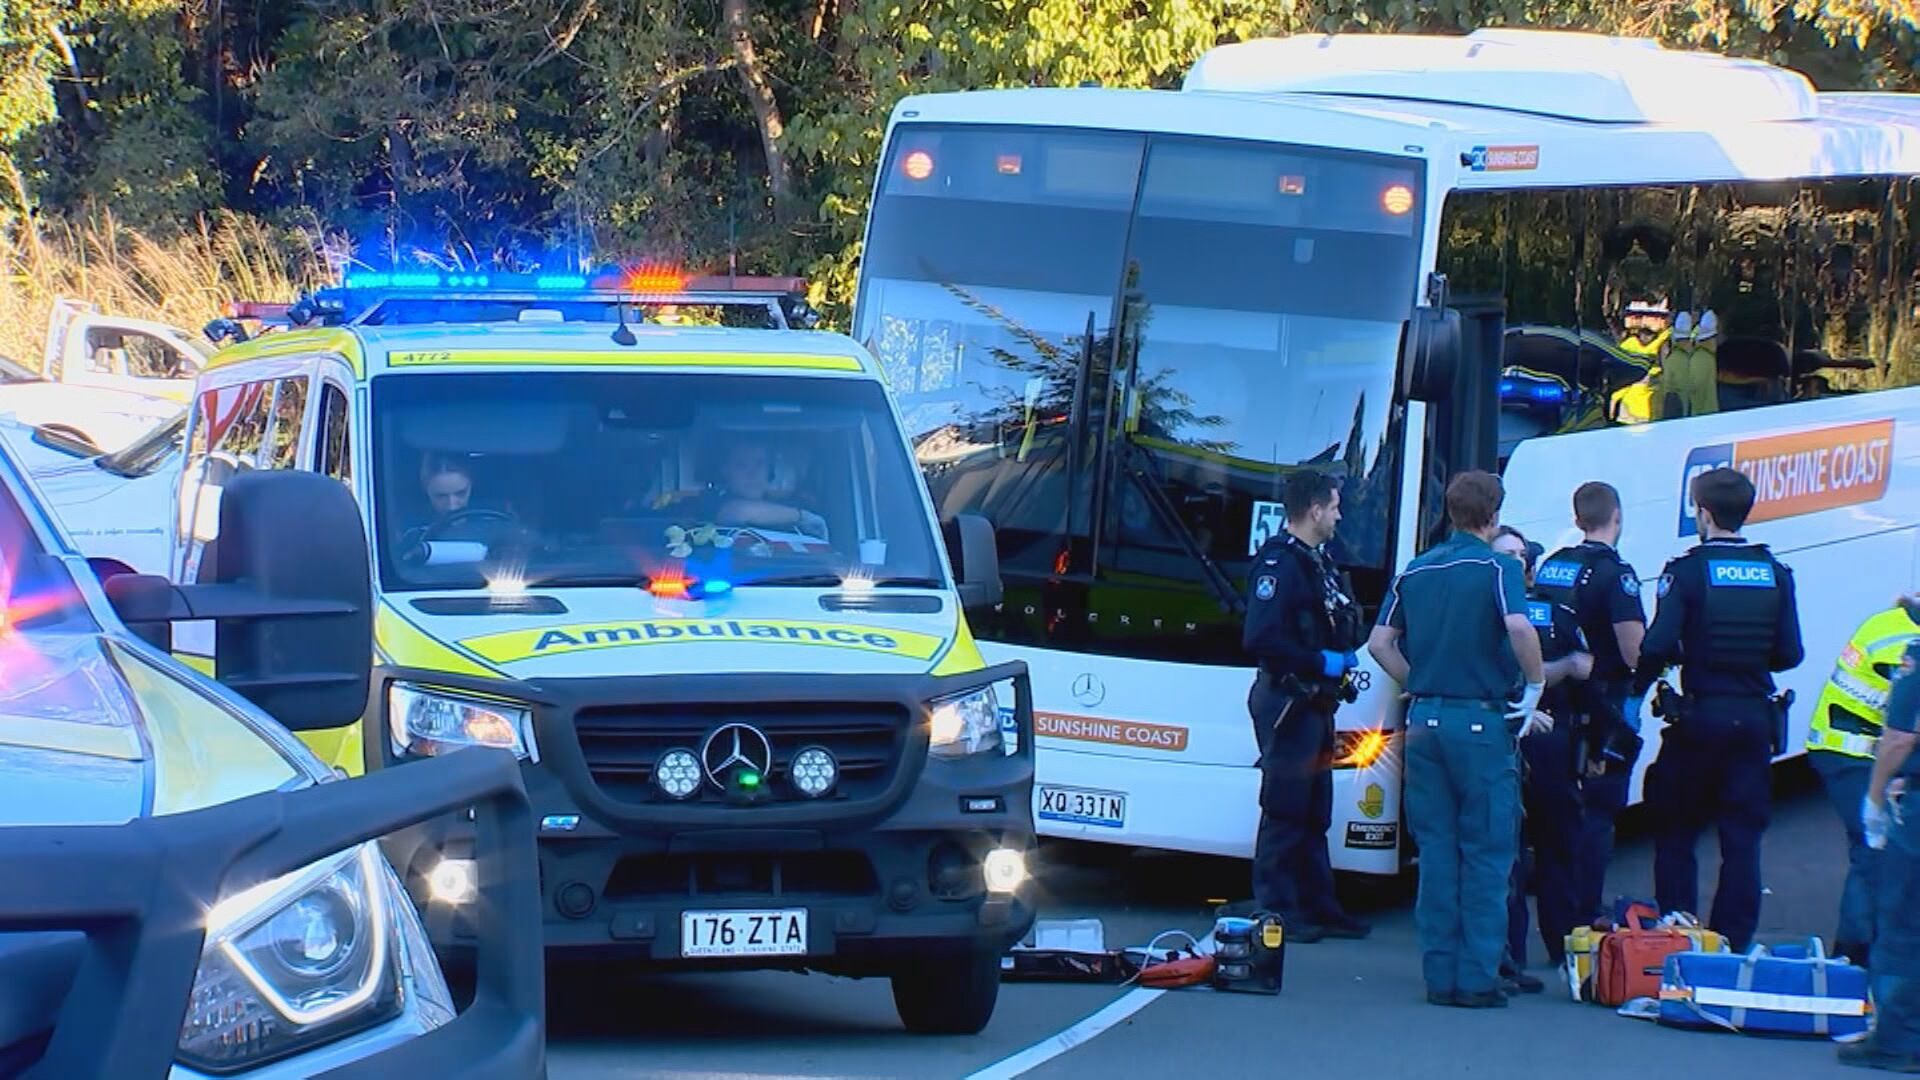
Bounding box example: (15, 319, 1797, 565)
(369, 371, 947, 593)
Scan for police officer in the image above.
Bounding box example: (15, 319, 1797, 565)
(1852, 601, 1920, 1073)
(1369, 471, 1546, 1007)
(1632, 467, 1804, 952)
(1242, 469, 1371, 943)
(1532, 480, 1648, 925)
(1810, 600, 1920, 968)
(1493, 526, 1593, 987)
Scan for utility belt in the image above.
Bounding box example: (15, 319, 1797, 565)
(1652, 681, 1795, 755)
(1260, 667, 1357, 707)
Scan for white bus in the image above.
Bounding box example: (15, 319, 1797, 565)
(848, 28, 1920, 875)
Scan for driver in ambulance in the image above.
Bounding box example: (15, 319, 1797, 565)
(398, 453, 525, 563)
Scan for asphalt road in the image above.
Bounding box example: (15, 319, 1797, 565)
(546, 761, 1867, 1079)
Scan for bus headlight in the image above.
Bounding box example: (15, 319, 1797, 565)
(389, 682, 537, 761)
(177, 843, 453, 1071)
(928, 687, 1002, 758)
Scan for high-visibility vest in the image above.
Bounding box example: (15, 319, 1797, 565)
(1808, 607, 1920, 758)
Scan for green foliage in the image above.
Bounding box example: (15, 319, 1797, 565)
(2, 0, 1920, 322)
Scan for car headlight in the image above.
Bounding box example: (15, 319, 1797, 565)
(178, 843, 455, 1072)
(928, 686, 1002, 758)
(389, 682, 537, 761)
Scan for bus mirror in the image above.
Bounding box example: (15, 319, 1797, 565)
(1400, 306, 1463, 403)
(106, 470, 373, 731)
(946, 513, 1003, 611)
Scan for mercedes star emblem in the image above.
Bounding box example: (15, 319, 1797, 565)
(1071, 672, 1105, 708)
(700, 722, 775, 789)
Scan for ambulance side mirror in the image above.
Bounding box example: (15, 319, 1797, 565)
(105, 470, 372, 731)
(1400, 305, 1462, 403)
(945, 512, 1003, 611)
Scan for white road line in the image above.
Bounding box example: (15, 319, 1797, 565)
(962, 987, 1169, 1080)
(964, 932, 1213, 1080)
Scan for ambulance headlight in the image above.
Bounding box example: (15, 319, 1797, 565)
(177, 844, 453, 1071)
(389, 682, 537, 761)
(928, 687, 1002, 759)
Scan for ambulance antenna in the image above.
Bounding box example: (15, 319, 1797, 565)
(611, 296, 637, 346)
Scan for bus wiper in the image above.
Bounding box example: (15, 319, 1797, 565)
(1119, 441, 1246, 616)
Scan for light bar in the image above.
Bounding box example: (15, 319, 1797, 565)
(334, 267, 806, 296)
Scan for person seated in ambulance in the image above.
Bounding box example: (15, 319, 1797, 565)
(395, 452, 527, 565)
(705, 439, 829, 540)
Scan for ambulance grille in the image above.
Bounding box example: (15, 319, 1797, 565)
(573, 702, 908, 805)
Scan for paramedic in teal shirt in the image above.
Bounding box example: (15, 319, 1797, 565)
(1369, 471, 1547, 1008)
(1854, 595, 1920, 1073)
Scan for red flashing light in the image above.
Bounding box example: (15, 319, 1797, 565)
(626, 267, 688, 293)
(1382, 184, 1415, 215)
(1278, 175, 1306, 196)
(996, 154, 1022, 176)
(648, 576, 690, 599)
(903, 150, 935, 181)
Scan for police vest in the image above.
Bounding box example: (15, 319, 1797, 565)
(1275, 536, 1368, 655)
(1808, 607, 1920, 759)
(1533, 544, 1612, 618)
(1691, 543, 1788, 671)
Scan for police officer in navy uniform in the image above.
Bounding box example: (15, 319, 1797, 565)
(1531, 481, 1648, 924)
(1632, 467, 1804, 952)
(1493, 526, 1593, 987)
(1241, 470, 1371, 943)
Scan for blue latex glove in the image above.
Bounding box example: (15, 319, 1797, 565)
(1343, 651, 1360, 672)
(1320, 650, 1346, 678)
(1622, 692, 1648, 734)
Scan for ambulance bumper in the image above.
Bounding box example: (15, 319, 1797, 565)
(372, 663, 1038, 973)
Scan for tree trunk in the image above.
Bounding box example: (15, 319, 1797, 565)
(721, 0, 793, 219)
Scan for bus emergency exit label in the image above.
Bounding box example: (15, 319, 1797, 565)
(1678, 418, 1895, 536)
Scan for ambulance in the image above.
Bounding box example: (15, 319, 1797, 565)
(161, 268, 1037, 1034)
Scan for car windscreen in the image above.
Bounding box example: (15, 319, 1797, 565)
(369, 370, 947, 593)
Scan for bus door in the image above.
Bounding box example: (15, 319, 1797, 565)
(1413, 294, 1505, 552)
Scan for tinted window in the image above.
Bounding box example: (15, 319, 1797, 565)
(370, 372, 943, 594)
(857, 124, 1422, 664)
(1442, 177, 1920, 463)
(319, 384, 352, 483)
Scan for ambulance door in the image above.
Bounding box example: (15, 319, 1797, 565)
(293, 358, 367, 773)
(171, 357, 322, 675)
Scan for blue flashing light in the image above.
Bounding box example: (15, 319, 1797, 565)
(535, 274, 589, 290)
(1499, 378, 1568, 405)
(389, 272, 443, 288)
(345, 272, 392, 288)
(700, 579, 733, 597)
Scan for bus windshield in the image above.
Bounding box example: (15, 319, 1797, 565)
(369, 371, 945, 593)
(853, 123, 1422, 662)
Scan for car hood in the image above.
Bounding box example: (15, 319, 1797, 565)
(376, 586, 981, 683)
(0, 632, 303, 827)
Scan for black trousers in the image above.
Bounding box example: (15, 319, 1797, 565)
(1509, 723, 1581, 967)
(1648, 695, 1774, 952)
(1250, 673, 1342, 923)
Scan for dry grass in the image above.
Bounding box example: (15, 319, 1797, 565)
(0, 212, 331, 370)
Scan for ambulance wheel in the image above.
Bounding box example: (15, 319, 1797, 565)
(892, 950, 1000, 1034)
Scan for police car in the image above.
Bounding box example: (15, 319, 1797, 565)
(0, 430, 543, 1076)
(144, 267, 1037, 1034)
